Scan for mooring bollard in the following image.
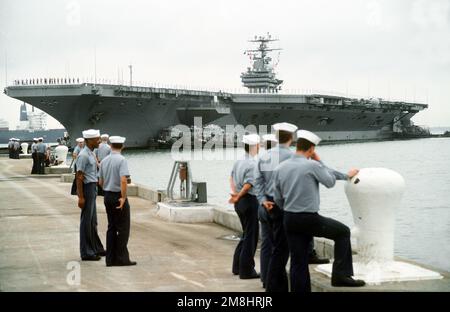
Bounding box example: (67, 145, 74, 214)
(54, 145, 69, 166)
(21, 143, 29, 155)
(345, 168, 405, 262)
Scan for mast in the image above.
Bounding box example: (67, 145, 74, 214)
(241, 33, 283, 93)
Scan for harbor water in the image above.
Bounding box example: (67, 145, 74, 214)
(124, 137, 450, 273)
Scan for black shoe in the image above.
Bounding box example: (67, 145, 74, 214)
(97, 250, 106, 257)
(81, 255, 101, 261)
(331, 276, 365, 287)
(240, 272, 260, 279)
(116, 261, 137, 266)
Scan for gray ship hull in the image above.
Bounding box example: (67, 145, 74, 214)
(4, 83, 427, 147)
(5, 84, 229, 147)
(229, 94, 421, 141)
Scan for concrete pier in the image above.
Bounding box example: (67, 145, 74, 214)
(0, 158, 448, 292)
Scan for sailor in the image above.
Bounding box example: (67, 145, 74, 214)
(75, 129, 106, 261)
(229, 133, 260, 279)
(70, 138, 85, 195)
(95, 134, 112, 164)
(13, 139, 21, 159)
(36, 138, 46, 173)
(8, 138, 14, 159)
(71, 138, 84, 169)
(255, 123, 331, 292)
(72, 138, 84, 160)
(253, 123, 297, 291)
(273, 130, 365, 292)
(256, 133, 279, 289)
(44, 143, 51, 167)
(31, 138, 39, 174)
(95, 134, 112, 196)
(98, 136, 136, 267)
(262, 134, 278, 151)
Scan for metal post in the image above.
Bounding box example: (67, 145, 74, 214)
(94, 46, 97, 86)
(5, 51, 7, 86)
(167, 161, 177, 199)
(186, 163, 192, 198)
(129, 64, 132, 87)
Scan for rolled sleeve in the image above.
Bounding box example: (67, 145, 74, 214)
(76, 154, 88, 173)
(119, 159, 130, 177)
(242, 165, 255, 186)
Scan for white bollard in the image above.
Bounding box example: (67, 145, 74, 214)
(345, 168, 405, 262)
(315, 167, 443, 284)
(54, 145, 69, 166)
(21, 143, 29, 155)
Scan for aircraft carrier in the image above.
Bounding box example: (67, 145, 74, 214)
(3, 35, 428, 148)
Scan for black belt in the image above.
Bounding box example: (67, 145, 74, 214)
(285, 211, 318, 215)
(104, 191, 121, 195)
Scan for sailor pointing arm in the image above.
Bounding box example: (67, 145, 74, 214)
(273, 129, 364, 292)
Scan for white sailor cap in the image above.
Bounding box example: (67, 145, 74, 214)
(10, 138, 15, 141)
(38, 137, 44, 141)
(76, 137, 85, 143)
(100, 133, 109, 139)
(82, 129, 100, 139)
(33, 138, 38, 141)
(242, 133, 260, 145)
(262, 134, 278, 143)
(272, 122, 298, 133)
(16, 138, 21, 141)
(109, 136, 126, 144)
(296, 130, 321, 145)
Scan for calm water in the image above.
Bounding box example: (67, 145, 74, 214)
(123, 137, 450, 272)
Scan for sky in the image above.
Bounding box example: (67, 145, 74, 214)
(0, 0, 449, 129)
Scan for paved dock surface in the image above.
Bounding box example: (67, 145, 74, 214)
(0, 158, 262, 291)
(1, 158, 449, 292)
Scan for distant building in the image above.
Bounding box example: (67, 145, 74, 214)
(0, 118, 9, 131)
(16, 103, 48, 131)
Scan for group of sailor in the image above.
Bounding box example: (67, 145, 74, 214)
(229, 122, 366, 293)
(7, 138, 21, 159)
(13, 77, 80, 85)
(8, 137, 50, 172)
(74, 129, 135, 267)
(30, 137, 49, 174)
(9, 123, 367, 289)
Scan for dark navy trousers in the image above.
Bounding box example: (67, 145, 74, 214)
(232, 194, 259, 278)
(31, 152, 38, 174)
(265, 203, 290, 292)
(104, 191, 131, 265)
(284, 211, 353, 293)
(80, 182, 105, 258)
(258, 204, 273, 287)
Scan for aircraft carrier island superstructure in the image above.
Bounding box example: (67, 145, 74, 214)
(4, 34, 428, 148)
